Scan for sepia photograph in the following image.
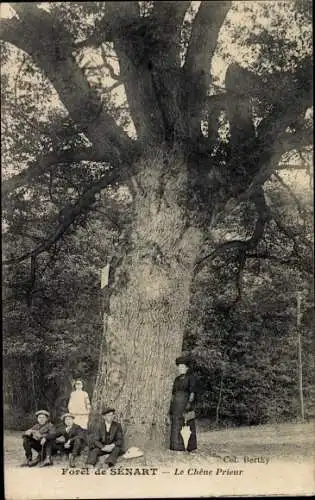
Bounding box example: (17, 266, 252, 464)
(1, 1, 314, 498)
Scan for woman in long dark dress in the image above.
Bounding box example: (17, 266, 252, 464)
(169, 356, 197, 452)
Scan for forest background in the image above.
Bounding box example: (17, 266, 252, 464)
(1, 1, 313, 435)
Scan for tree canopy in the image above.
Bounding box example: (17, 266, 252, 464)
(1, 2, 312, 250)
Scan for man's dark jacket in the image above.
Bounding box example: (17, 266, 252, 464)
(56, 423, 86, 443)
(22, 422, 56, 440)
(90, 421, 124, 450)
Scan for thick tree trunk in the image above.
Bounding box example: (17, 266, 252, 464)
(92, 149, 202, 449)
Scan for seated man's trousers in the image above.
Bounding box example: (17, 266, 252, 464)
(23, 436, 53, 460)
(86, 445, 122, 466)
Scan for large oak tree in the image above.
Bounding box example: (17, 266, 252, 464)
(1, 1, 313, 447)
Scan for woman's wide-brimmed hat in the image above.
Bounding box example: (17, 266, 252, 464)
(175, 354, 191, 366)
(102, 407, 115, 415)
(61, 413, 75, 422)
(35, 410, 50, 417)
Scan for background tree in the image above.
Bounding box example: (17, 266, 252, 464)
(1, 1, 313, 447)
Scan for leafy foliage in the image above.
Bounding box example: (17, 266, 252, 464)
(1, 2, 313, 431)
(3, 189, 132, 425)
(185, 179, 313, 425)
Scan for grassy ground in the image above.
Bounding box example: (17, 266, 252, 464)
(4, 420, 315, 468)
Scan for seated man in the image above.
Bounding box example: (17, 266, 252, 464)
(54, 413, 87, 467)
(21, 410, 56, 467)
(86, 407, 124, 468)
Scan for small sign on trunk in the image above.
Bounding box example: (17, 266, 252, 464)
(101, 264, 110, 288)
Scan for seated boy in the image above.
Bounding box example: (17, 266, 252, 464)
(86, 407, 124, 468)
(54, 413, 87, 467)
(21, 410, 56, 467)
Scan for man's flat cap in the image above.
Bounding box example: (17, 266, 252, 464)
(61, 413, 75, 421)
(102, 407, 115, 415)
(35, 410, 50, 417)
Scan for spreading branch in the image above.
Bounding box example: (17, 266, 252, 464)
(3, 163, 131, 265)
(103, 2, 168, 144)
(182, 1, 231, 139)
(184, 1, 231, 80)
(234, 124, 313, 205)
(253, 57, 313, 175)
(194, 187, 270, 274)
(148, 1, 191, 141)
(2, 4, 134, 165)
(226, 123, 312, 209)
(2, 148, 107, 197)
(207, 56, 312, 204)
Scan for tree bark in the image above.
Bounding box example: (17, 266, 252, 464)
(92, 149, 202, 449)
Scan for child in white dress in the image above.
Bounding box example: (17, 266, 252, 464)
(67, 380, 91, 430)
